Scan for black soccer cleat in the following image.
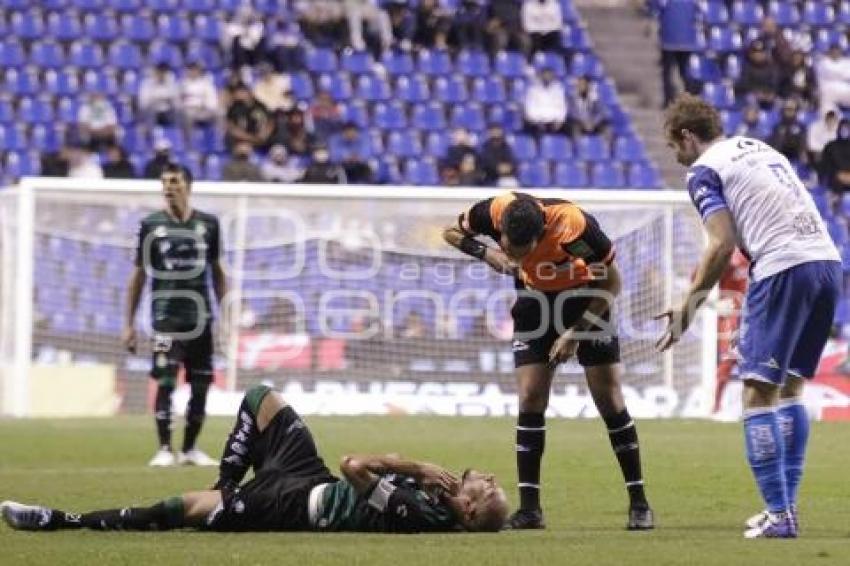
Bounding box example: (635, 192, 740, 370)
(627, 504, 655, 531)
(505, 508, 546, 530)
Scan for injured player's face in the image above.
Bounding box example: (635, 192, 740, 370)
(456, 469, 510, 532)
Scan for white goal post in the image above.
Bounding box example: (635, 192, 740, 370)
(0, 178, 715, 418)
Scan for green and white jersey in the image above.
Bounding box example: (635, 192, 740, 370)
(316, 475, 459, 533)
(134, 209, 221, 333)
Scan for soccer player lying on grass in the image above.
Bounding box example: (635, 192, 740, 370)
(1, 386, 509, 534)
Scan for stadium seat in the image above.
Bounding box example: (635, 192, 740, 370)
(387, 131, 422, 159)
(47, 11, 83, 42)
(341, 100, 369, 128)
(688, 54, 722, 83)
(355, 75, 391, 102)
(0, 125, 26, 152)
(487, 103, 523, 131)
(416, 49, 452, 75)
(204, 154, 222, 181)
(411, 102, 446, 131)
(82, 69, 118, 95)
(17, 96, 55, 125)
(316, 73, 353, 101)
(382, 51, 414, 75)
(457, 50, 491, 77)
(627, 163, 661, 188)
(434, 76, 468, 104)
(31, 41, 66, 69)
(813, 29, 843, 53)
(148, 0, 180, 12)
(731, 1, 764, 26)
(372, 101, 408, 130)
(120, 13, 156, 43)
(0, 39, 26, 67)
(157, 13, 193, 43)
(10, 9, 45, 41)
(0, 97, 14, 123)
(494, 51, 527, 78)
(84, 13, 119, 42)
(290, 72, 314, 100)
(576, 135, 610, 161)
(701, 82, 735, 109)
(471, 77, 506, 104)
(403, 158, 439, 186)
(539, 134, 573, 161)
(508, 134, 538, 160)
(340, 49, 374, 74)
(704, 1, 729, 25)
(768, 1, 801, 26)
(69, 41, 105, 69)
(828, 218, 849, 247)
(802, 1, 835, 26)
(707, 26, 741, 53)
(532, 52, 567, 77)
(613, 136, 644, 162)
(591, 162, 626, 188)
(108, 41, 143, 71)
(394, 75, 429, 103)
(110, 0, 142, 11)
(3, 68, 40, 97)
(183, 0, 216, 12)
(518, 160, 551, 187)
(839, 1, 850, 25)
(148, 41, 183, 68)
(425, 131, 450, 158)
(193, 14, 221, 43)
(74, 0, 107, 10)
(30, 124, 60, 152)
(450, 104, 486, 132)
(305, 48, 338, 73)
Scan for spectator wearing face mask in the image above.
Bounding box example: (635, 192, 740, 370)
(767, 99, 807, 164)
(820, 119, 850, 197)
(807, 108, 839, 165)
(261, 144, 304, 182)
(817, 44, 850, 112)
(222, 141, 264, 182)
(736, 39, 780, 110)
(524, 67, 567, 136)
(479, 124, 517, 185)
(223, 5, 265, 69)
(302, 144, 347, 184)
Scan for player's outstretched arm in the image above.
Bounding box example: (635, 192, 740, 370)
(442, 226, 517, 275)
(123, 265, 147, 353)
(656, 210, 736, 351)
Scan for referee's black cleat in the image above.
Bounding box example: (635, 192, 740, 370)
(505, 508, 546, 530)
(627, 504, 655, 531)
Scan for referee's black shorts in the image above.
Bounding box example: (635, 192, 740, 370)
(510, 285, 620, 369)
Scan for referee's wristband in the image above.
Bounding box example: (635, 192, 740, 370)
(459, 236, 487, 260)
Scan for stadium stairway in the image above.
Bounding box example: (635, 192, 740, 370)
(576, 0, 686, 189)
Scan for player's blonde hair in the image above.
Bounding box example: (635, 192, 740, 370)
(664, 94, 723, 143)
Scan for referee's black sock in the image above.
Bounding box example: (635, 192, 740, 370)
(48, 497, 185, 531)
(603, 409, 648, 507)
(516, 412, 546, 511)
(154, 384, 174, 449)
(214, 385, 271, 490)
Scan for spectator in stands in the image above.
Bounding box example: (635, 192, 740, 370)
(767, 99, 807, 164)
(67, 143, 103, 178)
(252, 63, 292, 113)
(180, 61, 220, 139)
(143, 138, 173, 179)
(816, 44, 850, 112)
(401, 311, 427, 338)
(222, 5, 265, 69)
(413, 0, 451, 49)
(820, 119, 850, 197)
(222, 141, 264, 182)
(480, 124, 517, 185)
(77, 93, 118, 151)
(736, 39, 780, 110)
(219, 72, 247, 112)
(566, 75, 610, 141)
(487, 0, 529, 55)
(457, 153, 486, 186)
(261, 144, 304, 182)
(264, 16, 305, 72)
(442, 127, 479, 171)
(523, 67, 567, 136)
(757, 16, 794, 73)
(102, 144, 135, 179)
(386, 0, 416, 51)
(521, 0, 563, 55)
(138, 63, 180, 132)
(734, 103, 767, 140)
(40, 147, 69, 177)
(807, 108, 839, 165)
(645, 0, 701, 108)
(452, 0, 488, 50)
(779, 49, 817, 106)
(330, 121, 373, 183)
(296, 0, 346, 48)
(267, 107, 316, 157)
(301, 143, 346, 184)
(495, 162, 520, 187)
(344, 0, 393, 54)
(309, 90, 343, 140)
(225, 84, 273, 151)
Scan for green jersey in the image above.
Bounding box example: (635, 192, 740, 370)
(316, 475, 459, 533)
(134, 209, 221, 333)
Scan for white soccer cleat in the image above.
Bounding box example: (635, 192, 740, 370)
(745, 509, 769, 529)
(148, 447, 176, 467)
(178, 448, 218, 466)
(743, 512, 797, 539)
(1, 500, 52, 531)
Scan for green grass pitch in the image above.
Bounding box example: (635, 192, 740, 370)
(1, 416, 849, 565)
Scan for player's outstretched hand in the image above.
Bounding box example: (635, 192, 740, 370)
(418, 463, 460, 496)
(122, 326, 137, 354)
(654, 308, 690, 352)
(549, 329, 579, 369)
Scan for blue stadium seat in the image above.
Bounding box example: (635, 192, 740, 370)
(425, 131, 449, 157)
(839, 1, 850, 25)
(290, 72, 314, 100)
(148, 0, 180, 12)
(828, 218, 849, 247)
(386, 131, 422, 158)
(113, 94, 134, 124)
(382, 50, 414, 75)
(507, 77, 528, 100)
(613, 136, 643, 162)
(372, 101, 408, 130)
(31, 41, 66, 69)
(707, 26, 741, 52)
(187, 41, 222, 69)
(17, 96, 55, 124)
(74, 0, 106, 9)
(394, 75, 429, 103)
(367, 128, 385, 154)
(110, 0, 141, 11)
(457, 50, 490, 77)
(84, 13, 119, 42)
(486, 103, 522, 131)
(3, 68, 40, 97)
(2, 0, 29, 8)
(82, 69, 118, 95)
(518, 160, 551, 187)
(0, 125, 26, 152)
(44, 68, 78, 96)
(411, 102, 446, 131)
(813, 29, 843, 53)
(148, 41, 183, 68)
(494, 51, 527, 78)
(768, 1, 800, 26)
(539, 134, 573, 161)
(119, 69, 141, 95)
(193, 14, 221, 43)
(434, 76, 468, 103)
(416, 49, 452, 75)
(403, 158, 439, 185)
(341, 100, 369, 128)
(57, 96, 79, 122)
(10, 9, 45, 41)
(532, 51, 567, 77)
(591, 162, 626, 188)
(701, 81, 735, 109)
(69, 41, 104, 69)
(355, 74, 391, 102)
(30, 124, 60, 152)
(576, 135, 610, 161)
(569, 53, 604, 79)
(157, 13, 193, 43)
(0, 40, 26, 67)
(340, 49, 374, 74)
(183, 0, 216, 12)
(688, 54, 722, 83)
(0, 97, 14, 123)
(731, 1, 764, 26)
(627, 163, 661, 188)
(316, 73, 353, 101)
(47, 11, 82, 42)
(508, 134, 538, 160)
(724, 54, 742, 81)
(704, 1, 729, 24)
(802, 1, 834, 26)
(120, 14, 156, 43)
(471, 77, 506, 104)
(450, 104, 486, 132)
(305, 48, 337, 73)
(108, 41, 143, 71)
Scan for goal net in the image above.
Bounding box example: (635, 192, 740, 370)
(0, 179, 714, 418)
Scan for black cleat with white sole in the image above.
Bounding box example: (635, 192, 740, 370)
(627, 504, 655, 530)
(505, 508, 546, 530)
